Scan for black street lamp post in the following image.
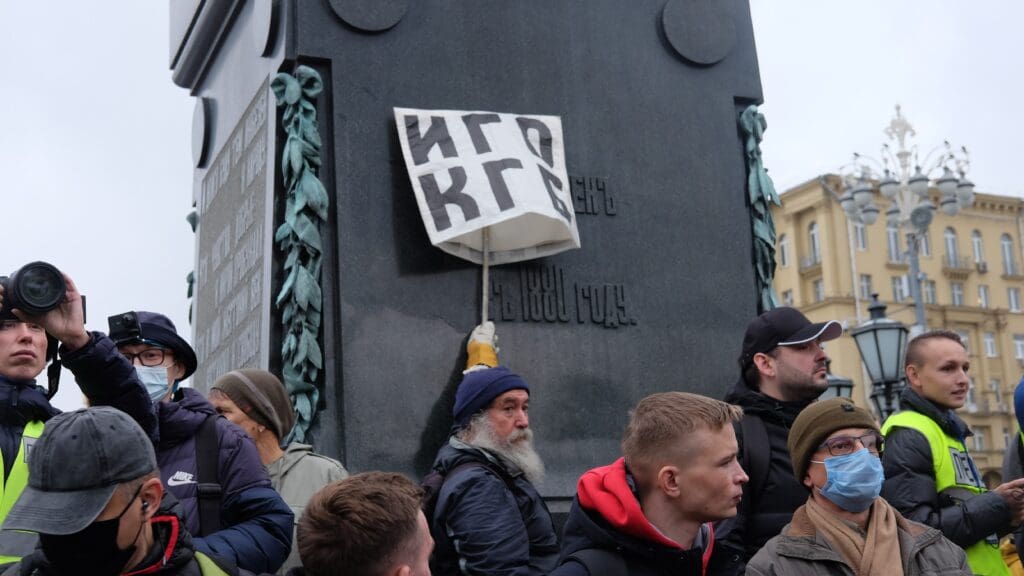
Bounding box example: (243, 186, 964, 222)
(851, 293, 909, 421)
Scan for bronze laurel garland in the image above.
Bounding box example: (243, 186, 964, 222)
(271, 66, 328, 443)
(739, 105, 781, 313)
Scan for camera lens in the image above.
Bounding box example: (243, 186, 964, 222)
(8, 262, 66, 316)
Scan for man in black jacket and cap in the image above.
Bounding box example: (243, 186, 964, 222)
(709, 306, 842, 575)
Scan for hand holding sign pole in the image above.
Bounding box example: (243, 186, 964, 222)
(395, 108, 580, 325)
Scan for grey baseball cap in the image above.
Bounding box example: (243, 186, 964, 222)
(3, 407, 156, 535)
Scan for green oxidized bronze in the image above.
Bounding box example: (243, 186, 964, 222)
(271, 65, 327, 443)
(739, 105, 781, 313)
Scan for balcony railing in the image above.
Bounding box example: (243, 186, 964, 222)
(1002, 260, 1024, 279)
(943, 254, 973, 279)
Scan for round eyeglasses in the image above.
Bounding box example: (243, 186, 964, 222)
(817, 432, 884, 457)
(121, 347, 170, 367)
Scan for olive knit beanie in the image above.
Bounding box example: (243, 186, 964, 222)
(787, 397, 879, 483)
(210, 369, 295, 439)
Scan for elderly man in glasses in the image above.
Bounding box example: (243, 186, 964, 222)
(747, 398, 970, 575)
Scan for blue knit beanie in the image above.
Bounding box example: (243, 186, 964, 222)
(452, 366, 529, 428)
(1014, 377, 1024, 432)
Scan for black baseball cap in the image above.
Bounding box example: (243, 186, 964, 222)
(3, 407, 157, 535)
(738, 307, 842, 369)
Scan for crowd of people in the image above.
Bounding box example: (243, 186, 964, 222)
(2, 269, 1024, 575)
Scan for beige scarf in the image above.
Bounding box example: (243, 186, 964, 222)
(804, 497, 903, 576)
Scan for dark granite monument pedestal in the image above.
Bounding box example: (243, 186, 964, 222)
(171, 0, 764, 507)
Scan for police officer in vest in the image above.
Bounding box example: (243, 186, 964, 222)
(0, 264, 154, 566)
(882, 329, 1024, 575)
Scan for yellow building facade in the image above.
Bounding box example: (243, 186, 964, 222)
(772, 176, 1024, 483)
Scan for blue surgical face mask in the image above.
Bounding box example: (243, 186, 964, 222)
(811, 448, 884, 512)
(135, 366, 173, 403)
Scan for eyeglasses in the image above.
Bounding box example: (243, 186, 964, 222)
(121, 347, 170, 367)
(817, 432, 884, 457)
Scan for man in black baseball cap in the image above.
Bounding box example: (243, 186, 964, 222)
(709, 307, 842, 575)
(1, 407, 247, 575)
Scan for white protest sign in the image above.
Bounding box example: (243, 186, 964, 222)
(394, 107, 580, 265)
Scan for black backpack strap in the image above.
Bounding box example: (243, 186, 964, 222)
(196, 413, 223, 536)
(565, 548, 628, 576)
(739, 413, 770, 509)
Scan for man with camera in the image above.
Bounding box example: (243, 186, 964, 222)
(92, 310, 293, 575)
(0, 261, 155, 566)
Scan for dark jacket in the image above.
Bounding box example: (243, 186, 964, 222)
(154, 388, 293, 574)
(746, 498, 971, 576)
(430, 438, 559, 576)
(4, 496, 254, 576)
(881, 386, 1011, 548)
(710, 378, 811, 575)
(551, 458, 713, 576)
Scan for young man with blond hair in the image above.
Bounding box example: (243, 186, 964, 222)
(295, 472, 433, 576)
(552, 392, 748, 575)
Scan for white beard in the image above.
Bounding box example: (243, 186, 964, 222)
(466, 416, 546, 485)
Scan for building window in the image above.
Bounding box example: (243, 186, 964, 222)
(854, 223, 867, 251)
(813, 279, 824, 302)
(966, 382, 977, 410)
(920, 231, 931, 257)
(984, 333, 997, 357)
(979, 284, 990, 308)
(1014, 335, 1024, 360)
(923, 280, 937, 304)
(973, 428, 986, 452)
(859, 274, 873, 300)
(808, 223, 821, 265)
(778, 234, 789, 268)
(992, 378, 1003, 406)
(782, 289, 794, 306)
(951, 282, 964, 306)
(944, 228, 959, 266)
(1010, 288, 1022, 312)
(887, 226, 902, 263)
(957, 330, 971, 354)
(972, 230, 984, 264)
(1005, 428, 1013, 449)
(1002, 234, 1016, 275)
(892, 276, 907, 303)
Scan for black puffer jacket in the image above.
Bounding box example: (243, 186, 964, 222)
(430, 438, 558, 576)
(709, 378, 811, 575)
(881, 387, 1011, 548)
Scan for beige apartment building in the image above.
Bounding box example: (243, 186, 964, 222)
(772, 176, 1024, 483)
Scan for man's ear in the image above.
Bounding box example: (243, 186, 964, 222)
(657, 465, 682, 498)
(168, 361, 186, 383)
(905, 363, 921, 390)
(752, 352, 774, 378)
(389, 565, 411, 576)
(140, 477, 163, 521)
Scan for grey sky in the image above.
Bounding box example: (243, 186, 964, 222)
(1, 2, 1019, 410)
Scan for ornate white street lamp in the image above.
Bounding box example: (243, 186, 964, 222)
(835, 105, 975, 334)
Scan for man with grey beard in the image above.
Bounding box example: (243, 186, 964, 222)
(428, 331, 559, 576)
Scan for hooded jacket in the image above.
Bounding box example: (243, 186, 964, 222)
(552, 458, 713, 576)
(153, 388, 293, 574)
(711, 378, 811, 574)
(266, 443, 348, 575)
(4, 495, 254, 576)
(746, 498, 971, 576)
(429, 438, 558, 576)
(63, 336, 291, 575)
(881, 386, 1010, 548)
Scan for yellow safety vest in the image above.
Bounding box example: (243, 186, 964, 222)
(0, 420, 45, 565)
(882, 410, 1009, 576)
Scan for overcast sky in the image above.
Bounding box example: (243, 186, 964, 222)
(2, 1, 1020, 410)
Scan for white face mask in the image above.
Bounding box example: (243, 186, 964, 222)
(135, 366, 172, 403)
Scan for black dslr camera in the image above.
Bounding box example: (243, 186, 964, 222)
(0, 261, 66, 317)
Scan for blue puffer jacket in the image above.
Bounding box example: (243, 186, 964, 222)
(64, 335, 292, 575)
(155, 388, 293, 574)
(430, 438, 559, 576)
